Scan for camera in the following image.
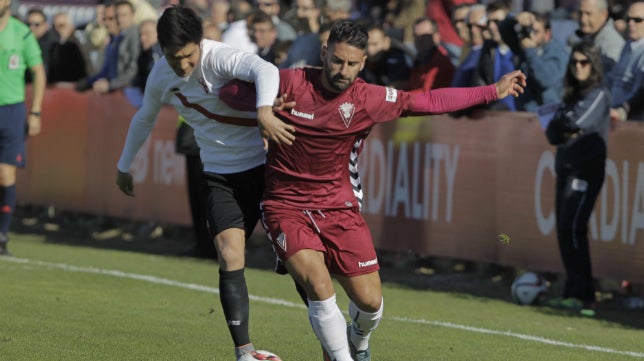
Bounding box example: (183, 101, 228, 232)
(514, 23, 534, 39)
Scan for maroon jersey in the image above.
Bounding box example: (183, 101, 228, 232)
(263, 68, 414, 210)
(220, 67, 498, 210)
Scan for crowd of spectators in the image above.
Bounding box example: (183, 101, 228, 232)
(16, 0, 644, 121)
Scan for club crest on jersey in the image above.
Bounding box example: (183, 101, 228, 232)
(339, 102, 355, 128)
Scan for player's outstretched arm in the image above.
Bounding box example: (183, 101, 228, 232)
(116, 170, 135, 197)
(495, 70, 527, 99)
(406, 70, 526, 115)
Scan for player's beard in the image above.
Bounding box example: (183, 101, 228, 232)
(323, 64, 352, 93)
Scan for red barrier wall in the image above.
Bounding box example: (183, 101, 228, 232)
(19, 86, 190, 224)
(18, 86, 644, 282)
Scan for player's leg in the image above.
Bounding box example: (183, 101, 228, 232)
(285, 249, 353, 361)
(322, 208, 381, 361)
(0, 164, 17, 256)
(205, 166, 275, 360)
(0, 103, 26, 256)
(262, 207, 352, 361)
(336, 272, 383, 361)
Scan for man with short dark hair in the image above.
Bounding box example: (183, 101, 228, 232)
(24, 7, 57, 80)
(248, 10, 278, 64)
(255, 0, 296, 41)
(220, 19, 526, 361)
(358, 19, 412, 89)
(501, 11, 568, 112)
(408, 16, 455, 92)
(115, 5, 292, 361)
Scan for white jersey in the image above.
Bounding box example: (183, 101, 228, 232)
(117, 39, 279, 174)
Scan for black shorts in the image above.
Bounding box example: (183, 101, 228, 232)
(204, 164, 265, 239)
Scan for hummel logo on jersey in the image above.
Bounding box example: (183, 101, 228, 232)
(339, 102, 355, 127)
(291, 108, 314, 119)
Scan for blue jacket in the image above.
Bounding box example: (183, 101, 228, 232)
(516, 39, 569, 112)
(451, 44, 516, 111)
(606, 41, 644, 114)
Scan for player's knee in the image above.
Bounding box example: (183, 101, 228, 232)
(216, 239, 245, 270)
(352, 291, 382, 312)
(304, 277, 335, 301)
(361, 296, 383, 313)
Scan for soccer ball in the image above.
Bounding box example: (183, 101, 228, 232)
(238, 350, 282, 361)
(511, 272, 548, 305)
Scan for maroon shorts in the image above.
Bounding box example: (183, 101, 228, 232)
(261, 205, 379, 277)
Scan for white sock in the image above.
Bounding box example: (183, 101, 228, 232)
(348, 298, 383, 351)
(308, 294, 353, 361)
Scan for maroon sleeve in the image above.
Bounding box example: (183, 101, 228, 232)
(219, 79, 257, 111)
(360, 82, 413, 123)
(219, 69, 293, 111)
(408, 84, 498, 114)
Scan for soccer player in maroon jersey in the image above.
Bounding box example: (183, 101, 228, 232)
(221, 20, 526, 361)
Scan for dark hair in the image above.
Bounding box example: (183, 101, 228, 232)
(486, 0, 510, 14)
(413, 16, 437, 29)
(248, 9, 274, 29)
(562, 41, 603, 104)
(157, 5, 203, 52)
(326, 20, 368, 51)
(531, 12, 551, 30)
(26, 7, 46, 21)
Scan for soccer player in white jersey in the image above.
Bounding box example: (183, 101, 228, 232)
(220, 20, 526, 361)
(115, 6, 294, 361)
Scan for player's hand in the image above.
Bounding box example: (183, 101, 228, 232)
(495, 70, 526, 99)
(257, 106, 295, 146)
(273, 93, 296, 111)
(27, 114, 41, 136)
(116, 170, 135, 197)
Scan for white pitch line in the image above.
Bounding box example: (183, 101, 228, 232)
(2, 256, 643, 359)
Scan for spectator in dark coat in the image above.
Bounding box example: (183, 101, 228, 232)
(24, 7, 58, 81)
(47, 12, 87, 83)
(408, 16, 455, 92)
(358, 19, 412, 89)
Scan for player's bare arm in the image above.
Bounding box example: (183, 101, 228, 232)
(495, 70, 527, 99)
(116, 170, 135, 197)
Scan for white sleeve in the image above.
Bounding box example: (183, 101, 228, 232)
(116, 71, 164, 172)
(209, 45, 279, 108)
